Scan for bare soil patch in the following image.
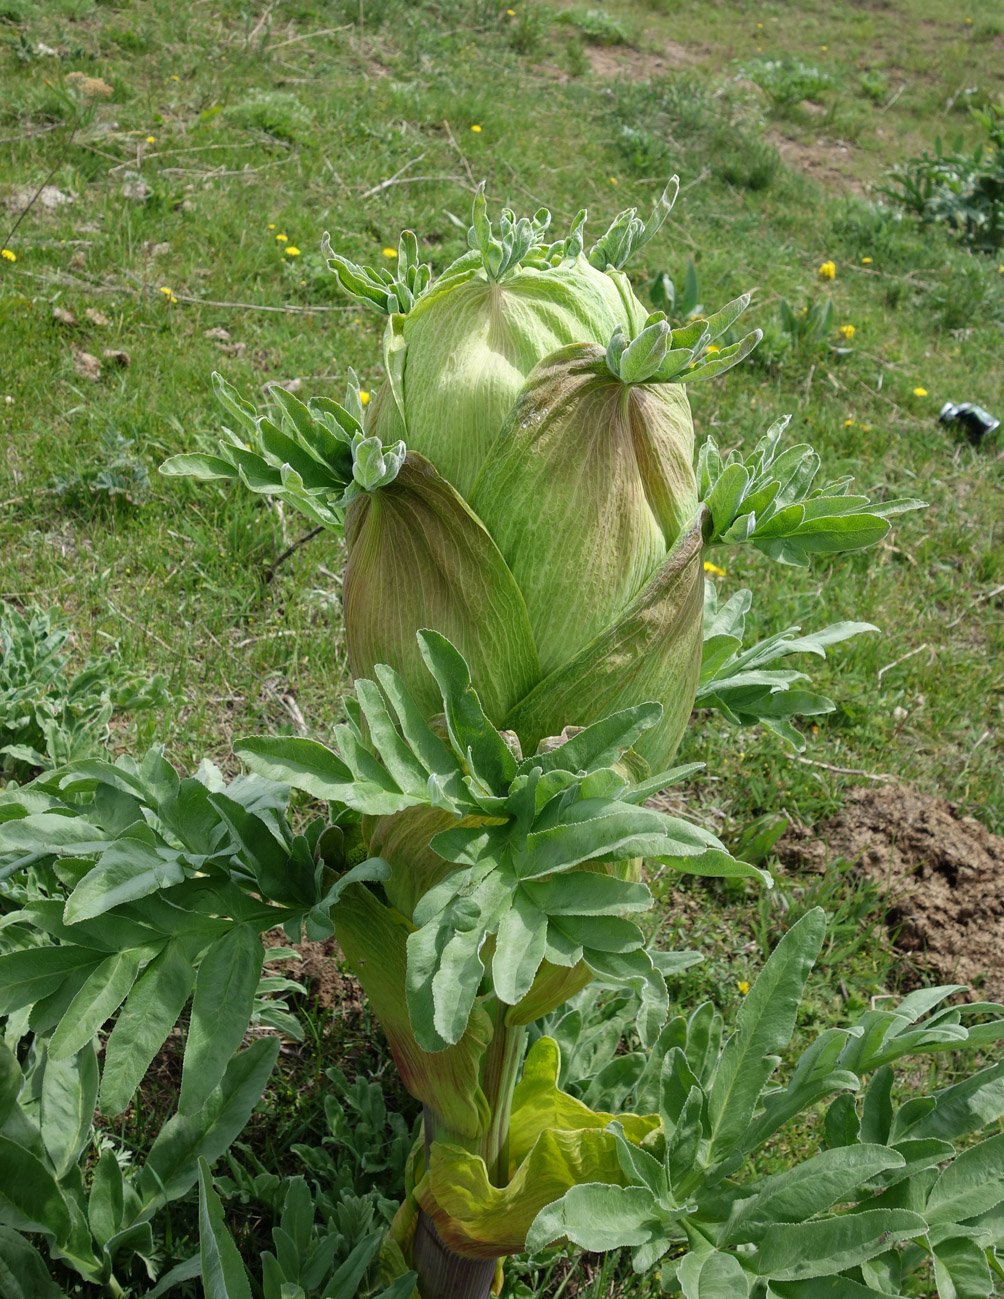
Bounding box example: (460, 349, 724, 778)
(585, 39, 703, 79)
(767, 130, 870, 197)
(264, 931, 362, 1014)
(779, 785, 1004, 1000)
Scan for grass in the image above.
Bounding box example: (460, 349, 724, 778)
(1, 0, 1003, 1294)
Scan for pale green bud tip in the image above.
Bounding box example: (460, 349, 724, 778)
(606, 312, 674, 385)
(350, 433, 406, 492)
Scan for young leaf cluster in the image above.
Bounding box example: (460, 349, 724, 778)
(322, 227, 432, 314)
(236, 630, 767, 1054)
(699, 418, 925, 563)
(197, 1158, 417, 1299)
(527, 909, 1004, 1298)
(0, 748, 386, 1115)
(697, 583, 878, 749)
(320, 178, 683, 317)
(159, 373, 405, 534)
(195, 1066, 420, 1297)
(605, 299, 761, 387)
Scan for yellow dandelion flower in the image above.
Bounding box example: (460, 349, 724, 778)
(170, 74, 180, 81)
(703, 560, 727, 577)
(737, 980, 750, 995)
(861, 423, 872, 432)
(471, 124, 482, 133)
(268, 223, 276, 230)
(159, 285, 173, 296)
(705, 343, 721, 354)
(843, 418, 855, 427)
(382, 247, 398, 258)
(507, 7, 515, 13)
(285, 246, 300, 256)
(913, 387, 928, 397)
(818, 260, 836, 280)
(838, 324, 855, 340)
(145, 135, 156, 143)
(861, 256, 873, 264)
(275, 233, 288, 242)
(359, 390, 371, 405)
(820, 44, 828, 51)
(1, 248, 16, 262)
(609, 177, 618, 185)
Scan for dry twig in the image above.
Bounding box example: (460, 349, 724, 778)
(877, 642, 929, 681)
(783, 753, 897, 782)
(441, 119, 475, 189)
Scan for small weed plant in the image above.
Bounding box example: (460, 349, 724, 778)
(741, 58, 831, 109)
(882, 104, 1004, 251)
(0, 601, 166, 781)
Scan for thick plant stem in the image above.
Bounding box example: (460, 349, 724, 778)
(411, 1215, 497, 1299)
(413, 1001, 527, 1299)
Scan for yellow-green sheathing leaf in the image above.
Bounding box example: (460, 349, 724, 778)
(505, 513, 705, 771)
(343, 453, 540, 727)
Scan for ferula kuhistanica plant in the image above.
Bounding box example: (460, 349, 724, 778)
(156, 180, 929, 1298)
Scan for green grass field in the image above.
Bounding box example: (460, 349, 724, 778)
(2, 0, 1003, 1293)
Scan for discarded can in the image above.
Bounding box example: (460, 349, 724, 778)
(939, 400, 1001, 446)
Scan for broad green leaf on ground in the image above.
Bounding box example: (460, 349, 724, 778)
(925, 1133, 1004, 1225)
(87, 1150, 125, 1248)
(48, 948, 146, 1061)
(526, 1182, 659, 1254)
(63, 831, 190, 923)
(180, 924, 264, 1114)
(0, 946, 106, 1016)
(932, 1236, 993, 1299)
(706, 909, 825, 1165)
(0, 1135, 72, 1238)
(198, 1159, 253, 1299)
(0, 1227, 62, 1299)
(755, 1209, 928, 1280)
(721, 1145, 905, 1245)
(0, 1042, 20, 1125)
(138, 1036, 280, 1207)
(897, 1061, 1004, 1144)
(39, 1043, 99, 1178)
(100, 939, 196, 1117)
(768, 1279, 899, 1299)
(677, 1249, 751, 1298)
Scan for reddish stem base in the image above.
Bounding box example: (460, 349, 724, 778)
(411, 1210, 497, 1299)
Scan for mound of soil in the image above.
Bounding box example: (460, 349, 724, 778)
(263, 932, 362, 1014)
(778, 785, 1004, 1000)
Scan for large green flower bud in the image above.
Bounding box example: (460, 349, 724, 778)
(470, 342, 698, 676)
(343, 355, 705, 774)
(369, 259, 648, 498)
